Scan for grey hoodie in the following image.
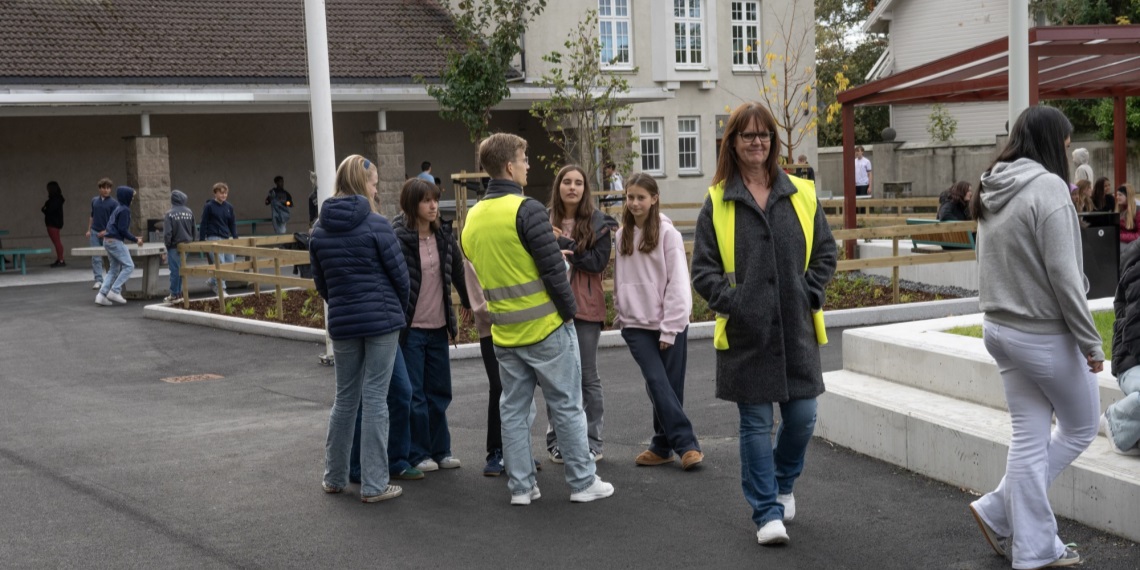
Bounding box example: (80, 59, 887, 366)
(164, 190, 196, 250)
(978, 158, 1104, 361)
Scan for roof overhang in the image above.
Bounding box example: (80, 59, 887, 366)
(860, 0, 896, 35)
(839, 25, 1140, 107)
(0, 84, 674, 117)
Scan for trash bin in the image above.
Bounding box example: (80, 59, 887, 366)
(1079, 213, 1119, 299)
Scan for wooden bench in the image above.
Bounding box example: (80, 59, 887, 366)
(70, 243, 168, 299)
(906, 218, 975, 252)
(0, 248, 53, 275)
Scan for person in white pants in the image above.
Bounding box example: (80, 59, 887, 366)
(966, 106, 1103, 569)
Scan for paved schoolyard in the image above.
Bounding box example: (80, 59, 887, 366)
(1, 277, 1136, 569)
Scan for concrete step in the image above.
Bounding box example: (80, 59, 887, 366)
(841, 317, 1124, 418)
(817, 369, 1140, 542)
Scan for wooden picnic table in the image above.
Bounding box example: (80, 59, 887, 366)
(70, 243, 167, 299)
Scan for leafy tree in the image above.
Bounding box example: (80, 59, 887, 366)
(424, 0, 548, 142)
(529, 9, 636, 188)
(814, 0, 889, 147)
(756, 1, 820, 163)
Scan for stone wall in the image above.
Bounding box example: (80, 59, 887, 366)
(124, 136, 171, 236)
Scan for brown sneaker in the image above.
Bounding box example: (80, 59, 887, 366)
(681, 450, 704, 471)
(635, 449, 674, 466)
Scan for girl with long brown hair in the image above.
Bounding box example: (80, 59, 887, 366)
(545, 164, 612, 462)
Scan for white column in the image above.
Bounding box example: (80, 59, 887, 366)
(140, 112, 151, 136)
(378, 110, 387, 131)
(304, 0, 337, 209)
(1008, 0, 1030, 127)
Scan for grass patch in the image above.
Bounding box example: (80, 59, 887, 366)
(945, 311, 1115, 360)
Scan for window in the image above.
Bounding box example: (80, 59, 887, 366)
(673, 0, 704, 68)
(599, 0, 632, 68)
(677, 117, 700, 173)
(731, 1, 760, 71)
(640, 119, 664, 174)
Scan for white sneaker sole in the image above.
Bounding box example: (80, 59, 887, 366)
(510, 486, 541, 506)
(570, 481, 614, 503)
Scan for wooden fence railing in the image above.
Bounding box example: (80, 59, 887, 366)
(832, 221, 977, 303)
(177, 235, 313, 318)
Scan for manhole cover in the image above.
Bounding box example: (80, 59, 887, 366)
(161, 374, 224, 384)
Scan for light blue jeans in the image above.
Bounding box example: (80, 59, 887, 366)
(323, 331, 400, 497)
(494, 322, 595, 497)
(1106, 366, 1140, 451)
(205, 236, 233, 291)
(89, 233, 105, 283)
(738, 398, 818, 528)
(99, 239, 134, 296)
(168, 248, 182, 296)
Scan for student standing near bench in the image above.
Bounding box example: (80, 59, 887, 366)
(201, 182, 238, 294)
(163, 190, 195, 304)
(96, 186, 142, 306)
(86, 178, 118, 289)
(41, 181, 66, 267)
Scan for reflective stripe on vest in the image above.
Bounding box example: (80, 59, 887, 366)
(461, 193, 563, 347)
(708, 175, 827, 349)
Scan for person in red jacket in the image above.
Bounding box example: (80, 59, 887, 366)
(1117, 184, 1140, 244)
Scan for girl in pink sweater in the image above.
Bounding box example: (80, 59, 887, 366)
(614, 173, 703, 470)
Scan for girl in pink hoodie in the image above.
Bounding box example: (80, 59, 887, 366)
(614, 173, 703, 470)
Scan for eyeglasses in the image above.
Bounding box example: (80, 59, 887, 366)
(738, 131, 774, 144)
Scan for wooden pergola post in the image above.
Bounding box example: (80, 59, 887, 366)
(1116, 94, 1128, 190)
(842, 104, 857, 260)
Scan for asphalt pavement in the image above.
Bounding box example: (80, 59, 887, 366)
(1, 278, 1136, 569)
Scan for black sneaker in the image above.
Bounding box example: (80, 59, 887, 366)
(483, 449, 504, 477)
(548, 447, 564, 464)
(50, 260, 66, 268)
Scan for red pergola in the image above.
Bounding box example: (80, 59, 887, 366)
(837, 25, 1140, 257)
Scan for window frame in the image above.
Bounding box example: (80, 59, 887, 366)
(730, 1, 761, 72)
(676, 116, 701, 174)
(672, 0, 706, 69)
(639, 118, 665, 176)
(598, 0, 633, 69)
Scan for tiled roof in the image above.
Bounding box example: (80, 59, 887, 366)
(0, 0, 459, 81)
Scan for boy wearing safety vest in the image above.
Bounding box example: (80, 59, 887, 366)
(461, 133, 615, 506)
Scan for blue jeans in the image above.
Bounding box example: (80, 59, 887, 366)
(351, 349, 414, 478)
(89, 233, 105, 282)
(272, 211, 289, 235)
(401, 327, 453, 462)
(495, 322, 595, 496)
(1106, 365, 1140, 451)
(323, 331, 399, 497)
(738, 398, 818, 527)
(205, 236, 233, 291)
(99, 239, 134, 296)
(622, 327, 699, 456)
(168, 247, 182, 296)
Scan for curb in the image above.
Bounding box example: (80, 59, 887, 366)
(144, 295, 982, 359)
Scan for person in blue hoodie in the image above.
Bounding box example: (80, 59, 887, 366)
(86, 178, 119, 289)
(201, 182, 238, 294)
(309, 155, 410, 503)
(163, 190, 196, 303)
(95, 186, 142, 306)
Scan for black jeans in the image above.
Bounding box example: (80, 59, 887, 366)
(621, 327, 699, 456)
(480, 336, 503, 453)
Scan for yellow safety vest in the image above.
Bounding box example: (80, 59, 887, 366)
(708, 175, 828, 350)
(461, 194, 564, 347)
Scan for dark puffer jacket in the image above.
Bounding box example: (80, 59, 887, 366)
(392, 215, 470, 339)
(1112, 243, 1140, 377)
(309, 195, 409, 341)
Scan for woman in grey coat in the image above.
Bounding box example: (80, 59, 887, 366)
(692, 102, 837, 546)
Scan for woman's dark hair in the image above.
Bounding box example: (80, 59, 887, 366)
(713, 102, 782, 188)
(399, 177, 441, 232)
(1092, 176, 1111, 210)
(947, 181, 970, 206)
(46, 181, 63, 199)
(548, 165, 597, 255)
(969, 105, 1073, 220)
(620, 173, 661, 256)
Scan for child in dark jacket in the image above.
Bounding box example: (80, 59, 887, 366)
(1107, 243, 1140, 456)
(164, 190, 196, 303)
(42, 181, 66, 266)
(393, 177, 470, 472)
(96, 186, 142, 305)
(545, 165, 612, 463)
(201, 182, 238, 293)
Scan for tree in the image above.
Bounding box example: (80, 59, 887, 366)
(529, 10, 636, 189)
(814, 0, 889, 147)
(424, 0, 548, 142)
(756, 1, 819, 163)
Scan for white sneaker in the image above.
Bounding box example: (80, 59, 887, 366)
(569, 476, 615, 503)
(1102, 413, 1140, 456)
(777, 493, 796, 521)
(415, 458, 439, 472)
(95, 293, 113, 306)
(438, 456, 461, 469)
(92, 281, 101, 290)
(510, 485, 541, 506)
(756, 519, 790, 545)
(106, 291, 127, 304)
